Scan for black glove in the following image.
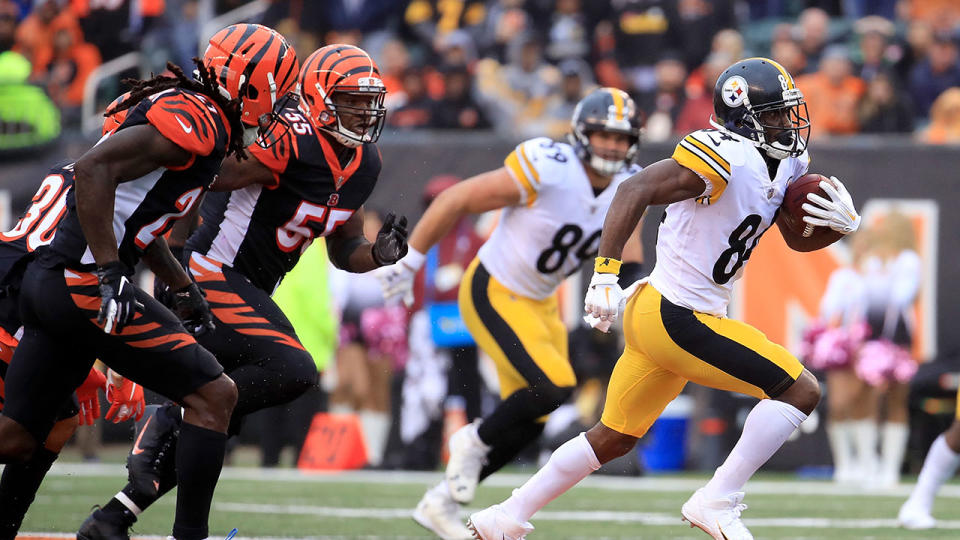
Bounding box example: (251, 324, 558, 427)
(96, 261, 138, 334)
(371, 213, 409, 267)
(171, 282, 215, 336)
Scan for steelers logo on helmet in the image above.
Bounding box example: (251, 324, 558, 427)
(711, 57, 810, 160)
(568, 87, 642, 177)
(721, 75, 749, 108)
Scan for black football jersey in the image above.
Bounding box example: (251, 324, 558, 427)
(187, 103, 382, 292)
(39, 87, 230, 272)
(0, 162, 76, 335)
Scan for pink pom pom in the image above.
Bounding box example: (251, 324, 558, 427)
(360, 306, 409, 369)
(855, 339, 915, 386)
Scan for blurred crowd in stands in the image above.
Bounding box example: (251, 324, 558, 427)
(4, 0, 960, 150)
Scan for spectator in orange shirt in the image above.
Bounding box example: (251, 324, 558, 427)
(13, 0, 80, 71)
(921, 87, 960, 144)
(796, 45, 866, 138)
(32, 16, 100, 116)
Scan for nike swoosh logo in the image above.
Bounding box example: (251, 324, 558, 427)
(175, 116, 193, 134)
(131, 415, 153, 455)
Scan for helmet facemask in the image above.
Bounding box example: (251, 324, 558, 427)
(308, 83, 386, 148)
(736, 88, 809, 160)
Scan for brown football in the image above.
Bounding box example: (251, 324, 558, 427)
(779, 173, 843, 252)
(781, 173, 829, 237)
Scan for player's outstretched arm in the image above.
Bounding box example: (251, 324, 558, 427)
(597, 158, 706, 260)
(407, 167, 522, 254)
(327, 208, 409, 273)
(74, 124, 193, 266)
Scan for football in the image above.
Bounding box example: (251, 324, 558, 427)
(781, 173, 829, 238)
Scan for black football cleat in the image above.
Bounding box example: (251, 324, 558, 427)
(77, 508, 134, 540)
(126, 403, 181, 497)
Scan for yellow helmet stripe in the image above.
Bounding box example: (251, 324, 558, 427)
(743, 57, 795, 89)
(607, 87, 624, 122)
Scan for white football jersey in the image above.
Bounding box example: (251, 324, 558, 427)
(478, 137, 640, 300)
(649, 129, 809, 316)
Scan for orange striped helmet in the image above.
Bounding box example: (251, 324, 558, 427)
(102, 91, 132, 136)
(202, 23, 300, 129)
(299, 44, 387, 148)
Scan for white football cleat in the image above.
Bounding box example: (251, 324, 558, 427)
(445, 420, 490, 503)
(898, 500, 936, 530)
(413, 488, 474, 540)
(467, 505, 534, 540)
(681, 488, 754, 540)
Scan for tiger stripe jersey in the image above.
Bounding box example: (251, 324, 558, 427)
(480, 137, 640, 300)
(651, 129, 809, 316)
(40, 87, 230, 273)
(671, 130, 733, 205)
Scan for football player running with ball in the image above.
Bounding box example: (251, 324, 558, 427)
(379, 87, 644, 540)
(468, 57, 861, 540)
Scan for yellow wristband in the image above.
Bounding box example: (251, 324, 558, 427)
(594, 257, 622, 275)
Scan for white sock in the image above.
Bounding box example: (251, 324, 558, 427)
(880, 422, 909, 485)
(907, 434, 960, 511)
(702, 399, 806, 499)
(427, 480, 453, 498)
(851, 419, 879, 482)
(827, 420, 854, 482)
(359, 410, 391, 467)
(500, 432, 601, 523)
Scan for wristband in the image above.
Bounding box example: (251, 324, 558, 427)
(402, 248, 427, 271)
(594, 256, 622, 275)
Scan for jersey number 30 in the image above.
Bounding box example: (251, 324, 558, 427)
(536, 224, 601, 274)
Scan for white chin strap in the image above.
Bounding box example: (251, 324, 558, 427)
(589, 155, 624, 176)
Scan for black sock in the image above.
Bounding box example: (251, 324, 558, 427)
(97, 495, 138, 526)
(172, 422, 227, 540)
(0, 447, 58, 540)
(478, 420, 545, 482)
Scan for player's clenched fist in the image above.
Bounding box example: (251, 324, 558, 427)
(584, 271, 625, 323)
(372, 213, 410, 266)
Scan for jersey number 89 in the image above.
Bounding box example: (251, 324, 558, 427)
(536, 224, 601, 274)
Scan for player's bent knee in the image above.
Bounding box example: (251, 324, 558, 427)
(44, 416, 79, 452)
(0, 418, 38, 463)
(778, 369, 821, 415)
(586, 422, 638, 465)
(530, 383, 574, 417)
(184, 374, 238, 428)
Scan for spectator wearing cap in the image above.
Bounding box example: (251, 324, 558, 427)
(796, 45, 866, 137)
(859, 71, 914, 134)
(431, 63, 489, 130)
(909, 32, 960, 120)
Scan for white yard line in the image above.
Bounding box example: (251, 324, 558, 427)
(44, 463, 960, 498)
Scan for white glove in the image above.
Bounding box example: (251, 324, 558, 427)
(584, 272, 625, 329)
(376, 248, 425, 307)
(584, 278, 645, 332)
(801, 176, 861, 235)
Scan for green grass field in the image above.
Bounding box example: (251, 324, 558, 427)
(17, 460, 960, 540)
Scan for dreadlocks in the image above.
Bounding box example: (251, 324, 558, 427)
(106, 57, 248, 160)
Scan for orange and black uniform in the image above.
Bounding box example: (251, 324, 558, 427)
(184, 99, 382, 431)
(3, 89, 227, 442)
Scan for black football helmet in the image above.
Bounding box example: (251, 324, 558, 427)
(568, 87, 642, 176)
(711, 57, 810, 160)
